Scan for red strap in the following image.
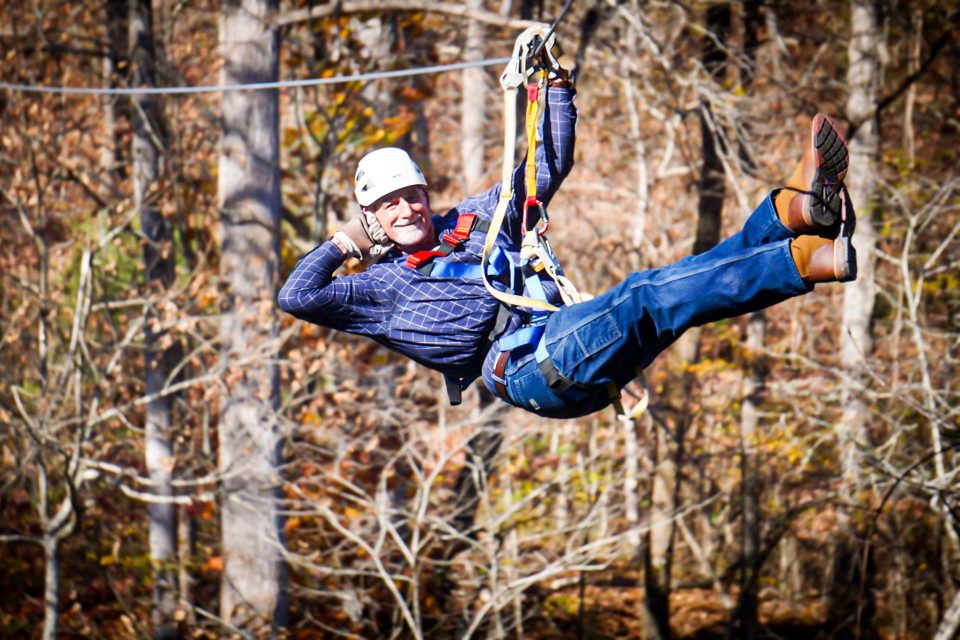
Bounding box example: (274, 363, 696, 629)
(453, 213, 478, 240)
(406, 250, 445, 270)
(441, 213, 479, 247)
(406, 213, 479, 270)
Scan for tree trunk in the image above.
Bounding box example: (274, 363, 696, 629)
(734, 312, 763, 640)
(42, 537, 61, 640)
(622, 11, 649, 252)
(130, 0, 179, 635)
(828, 1, 882, 635)
(840, 0, 880, 504)
(445, 389, 503, 561)
(935, 587, 960, 640)
(670, 0, 731, 400)
(642, 416, 674, 640)
(622, 411, 642, 551)
(40, 492, 77, 640)
(178, 506, 196, 625)
(218, 0, 285, 629)
(100, 0, 126, 195)
(733, 4, 763, 637)
(461, 0, 486, 194)
(692, 3, 730, 257)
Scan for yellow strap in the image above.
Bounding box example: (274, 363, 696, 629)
(525, 73, 543, 202)
(481, 36, 560, 313)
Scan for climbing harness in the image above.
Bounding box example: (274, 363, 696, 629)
(481, 24, 634, 418)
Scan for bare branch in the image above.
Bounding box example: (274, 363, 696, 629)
(275, 1, 540, 30)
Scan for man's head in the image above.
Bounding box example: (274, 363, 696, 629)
(355, 148, 435, 253)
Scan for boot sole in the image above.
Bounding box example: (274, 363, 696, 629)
(807, 114, 849, 228)
(833, 187, 857, 282)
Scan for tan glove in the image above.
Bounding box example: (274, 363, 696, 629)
(544, 48, 576, 87)
(529, 31, 575, 87)
(333, 215, 394, 259)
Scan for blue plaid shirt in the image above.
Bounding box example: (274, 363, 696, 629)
(278, 87, 577, 390)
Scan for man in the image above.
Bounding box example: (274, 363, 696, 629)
(278, 65, 855, 420)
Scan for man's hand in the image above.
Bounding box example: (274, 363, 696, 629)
(359, 210, 390, 246)
(333, 215, 393, 259)
(542, 43, 576, 88)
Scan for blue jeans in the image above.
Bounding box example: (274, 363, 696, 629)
(494, 192, 812, 419)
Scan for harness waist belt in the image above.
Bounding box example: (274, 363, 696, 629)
(493, 351, 511, 403)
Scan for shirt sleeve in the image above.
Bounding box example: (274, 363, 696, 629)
(450, 86, 577, 245)
(277, 241, 384, 332)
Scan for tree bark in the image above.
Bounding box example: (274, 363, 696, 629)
(935, 587, 960, 640)
(99, 0, 126, 194)
(445, 390, 503, 561)
(733, 4, 763, 637)
(671, 0, 731, 388)
(40, 486, 77, 640)
(42, 537, 61, 640)
(642, 416, 674, 640)
(130, 0, 179, 635)
(461, 0, 486, 194)
(622, 7, 649, 251)
(644, 7, 731, 637)
(218, 0, 285, 629)
(692, 3, 730, 257)
(734, 312, 763, 640)
(622, 410, 642, 551)
(840, 0, 880, 503)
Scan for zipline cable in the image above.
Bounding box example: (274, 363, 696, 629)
(0, 56, 511, 97)
(531, 0, 576, 58)
(2, 1, 576, 98)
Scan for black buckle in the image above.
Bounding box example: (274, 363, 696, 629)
(538, 356, 588, 395)
(444, 376, 463, 406)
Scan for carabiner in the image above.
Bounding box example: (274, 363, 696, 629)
(522, 197, 550, 236)
(536, 206, 550, 236)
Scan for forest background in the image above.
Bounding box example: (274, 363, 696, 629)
(1, 0, 958, 638)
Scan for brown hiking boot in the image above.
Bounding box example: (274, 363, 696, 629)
(791, 189, 857, 283)
(777, 113, 849, 235)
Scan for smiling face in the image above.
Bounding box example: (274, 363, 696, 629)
(365, 185, 435, 253)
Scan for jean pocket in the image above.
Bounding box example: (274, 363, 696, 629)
(574, 312, 621, 357)
(548, 311, 622, 385)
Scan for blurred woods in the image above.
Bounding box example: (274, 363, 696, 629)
(1, 0, 959, 638)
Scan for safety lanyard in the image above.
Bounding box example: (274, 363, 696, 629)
(480, 27, 584, 313)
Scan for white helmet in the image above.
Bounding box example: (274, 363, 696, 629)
(354, 147, 428, 207)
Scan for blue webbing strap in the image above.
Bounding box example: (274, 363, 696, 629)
(428, 262, 485, 279)
(498, 324, 544, 351)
